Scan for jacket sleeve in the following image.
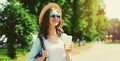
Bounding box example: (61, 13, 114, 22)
(60, 33, 67, 41)
(27, 38, 41, 61)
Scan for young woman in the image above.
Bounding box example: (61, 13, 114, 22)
(27, 3, 73, 61)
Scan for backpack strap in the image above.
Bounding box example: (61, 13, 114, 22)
(39, 35, 46, 61)
(39, 36, 46, 50)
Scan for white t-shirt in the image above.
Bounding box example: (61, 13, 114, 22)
(45, 38, 65, 61)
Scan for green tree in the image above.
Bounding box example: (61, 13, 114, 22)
(70, 0, 110, 41)
(61, 0, 73, 35)
(20, 0, 43, 15)
(0, 0, 37, 58)
(95, 0, 111, 40)
(82, 0, 98, 41)
(70, 0, 87, 41)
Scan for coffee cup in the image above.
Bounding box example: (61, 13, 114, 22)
(64, 35, 72, 49)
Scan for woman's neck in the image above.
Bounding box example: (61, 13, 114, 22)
(47, 26, 59, 43)
(48, 26, 57, 36)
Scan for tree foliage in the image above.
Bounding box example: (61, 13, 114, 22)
(72, 0, 111, 41)
(0, 0, 37, 58)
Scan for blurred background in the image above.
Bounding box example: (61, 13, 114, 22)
(0, 0, 120, 61)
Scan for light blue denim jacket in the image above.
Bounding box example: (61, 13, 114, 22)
(27, 33, 70, 61)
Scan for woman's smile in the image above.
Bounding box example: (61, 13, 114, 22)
(53, 19, 58, 23)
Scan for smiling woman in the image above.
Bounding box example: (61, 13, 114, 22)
(27, 3, 73, 61)
(104, 0, 120, 19)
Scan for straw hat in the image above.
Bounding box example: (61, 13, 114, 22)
(39, 3, 62, 25)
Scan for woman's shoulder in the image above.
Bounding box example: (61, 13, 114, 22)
(33, 37, 46, 46)
(61, 33, 68, 37)
(60, 33, 73, 41)
(34, 38, 40, 43)
(60, 33, 68, 41)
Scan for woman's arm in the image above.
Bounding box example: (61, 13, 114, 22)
(27, 38, 41, 61)
(66, 53, 71, 61)
(65, 42, 73, 61)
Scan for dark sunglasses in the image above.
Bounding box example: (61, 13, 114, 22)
(50, 13, 61, 18)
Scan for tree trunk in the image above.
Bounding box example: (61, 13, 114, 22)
(7, 34, 16, 59)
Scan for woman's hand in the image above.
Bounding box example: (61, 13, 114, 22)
(42, 50, 48, 58)
(65, 42, 73, 55)
(34, 50, 48, 61)
(65, 43, 73, 61)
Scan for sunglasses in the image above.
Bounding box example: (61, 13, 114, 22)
(50, 13, 61, 18)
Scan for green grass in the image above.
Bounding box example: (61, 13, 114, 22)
(0, 49, 11, 61)
(0, 49, 29, 61)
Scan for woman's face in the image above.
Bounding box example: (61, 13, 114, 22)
(49, 8, 61, 27)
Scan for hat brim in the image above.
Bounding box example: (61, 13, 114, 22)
(39, 3, 62, 26)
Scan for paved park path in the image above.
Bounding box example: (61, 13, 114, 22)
(72, 42, 120, 61)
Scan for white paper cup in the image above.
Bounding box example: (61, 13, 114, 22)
(64, 35, 72, 49)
